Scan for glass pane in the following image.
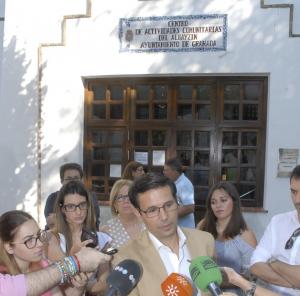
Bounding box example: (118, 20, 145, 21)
(221, 167, 238, 181)
(93, 147, 106, 160)
(110, 131, 123, 145)
(242, 132, 257, 146)
(177, 104, 192, 120)
(241, 167, 256, 181)
(110, 85, 123, 100)
(243, 104, 258, 120)
(196, 85, 211, 101)
(195, 131, 210, 148)
(136, 85, 150, 100)
(179, 85, 193, 100)
(92, 180, 105, 193)
(109, 148, 122, 162)
(245, 83, 260, 101)
(222, 149, 238, 165)
(177, 150, 191, 166)
(197, 188, 209, 200)
(92, 164, 105, 177)
(154, 85, 168, 100)
(153, 103, 167, 119)
(136, 104, 149, 119)
(176, 131, 192, 146)
(196, 104, 211, 120)
(240, 184, 256, 199)
(92, 131, 107, 144)
(92, 85, 105, 101)
(223, 132, 238, 146)
(241, 149, 256, 164)
(224, 84, 240, 101)
(152, 130, 166, 146)
(93, 104, 105, 119)
(224, 104, 239, 120)
(194, 170, 209, 186)
(110, 104, 123, 119)
(195, 151, 209, 168)
(108, 179, 117, 192)
(134, 131, 148, 146)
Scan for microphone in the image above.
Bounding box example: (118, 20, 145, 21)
(105, 259, 143, 296)
(189, 256, 222, 296)
(161, 273, 194, 296)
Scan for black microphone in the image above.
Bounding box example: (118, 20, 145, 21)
(105, 259, 143, 296)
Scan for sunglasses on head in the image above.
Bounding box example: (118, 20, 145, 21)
(285, 227, 300, 250)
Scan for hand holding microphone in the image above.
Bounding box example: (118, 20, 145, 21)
(161, 273, 195, 296)
(105, 259, 142, 296)
(189, 256, 223, 296)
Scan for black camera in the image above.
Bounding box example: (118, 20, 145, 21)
(81, 228, 98, 248)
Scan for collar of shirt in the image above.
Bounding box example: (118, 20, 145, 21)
(174, 173, 185, 185)
(148, 226, 186, 251)
(148, 227, 191, 273)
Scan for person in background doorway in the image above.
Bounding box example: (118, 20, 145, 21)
(163, 157, 195, 228)
(44, 162, 100, 230)
(121, 161, 145, 180)
(101, 179, 145, 248)
(198, 181, 257, 296)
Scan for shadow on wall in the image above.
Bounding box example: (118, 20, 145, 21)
(0, 36, 50, 221)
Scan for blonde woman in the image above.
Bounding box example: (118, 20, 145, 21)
(102, 179, 145, 248)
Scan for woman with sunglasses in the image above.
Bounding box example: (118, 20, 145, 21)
(101, 179, 145, 248)
(47, 180, 112, 294)
(0, 210, 86, 296)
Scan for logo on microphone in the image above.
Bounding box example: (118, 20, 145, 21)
(164, 283, 180, 296)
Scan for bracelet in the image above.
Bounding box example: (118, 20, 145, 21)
(54, 256, 80, 284)
(72, 254, 81, 272)
(245, 281, 256, 296)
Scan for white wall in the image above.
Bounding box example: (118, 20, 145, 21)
(0, 0, 299, 237)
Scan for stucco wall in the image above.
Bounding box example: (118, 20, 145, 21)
(0, 0, 299, 237)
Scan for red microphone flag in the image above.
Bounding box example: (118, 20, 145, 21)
(161, 273, 193, 296)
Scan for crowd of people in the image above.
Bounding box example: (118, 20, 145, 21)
(0, 159, 299, 296)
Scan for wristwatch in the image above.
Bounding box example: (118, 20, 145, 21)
(245, 281, 256, 296)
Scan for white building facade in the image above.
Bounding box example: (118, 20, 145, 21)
(0, 0, 299, 238)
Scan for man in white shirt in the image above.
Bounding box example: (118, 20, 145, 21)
(163, 158, 195, 228)
(250, 165, 300, 296)
(112, 173, 214, 296)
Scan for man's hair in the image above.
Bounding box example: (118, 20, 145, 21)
(165, 158, 183, 174)
(129, 172, 177, 209)
(59, 162, 83, 182)
(290, 165, 300, 182)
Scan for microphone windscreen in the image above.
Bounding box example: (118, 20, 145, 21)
(161, 273, 194, 296)
(106, 259, 143, 296)
(189, 256, 222, 292)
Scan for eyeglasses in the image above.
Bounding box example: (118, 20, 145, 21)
(63, 176, 81, 182)
(139, 200, 178, 218)
(285, 227, 300, 249)
(11, 230, 48, 249)
(115, 195, 129, 202)
(135, 167, 144, 172)
(62, 201, 88, 212)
